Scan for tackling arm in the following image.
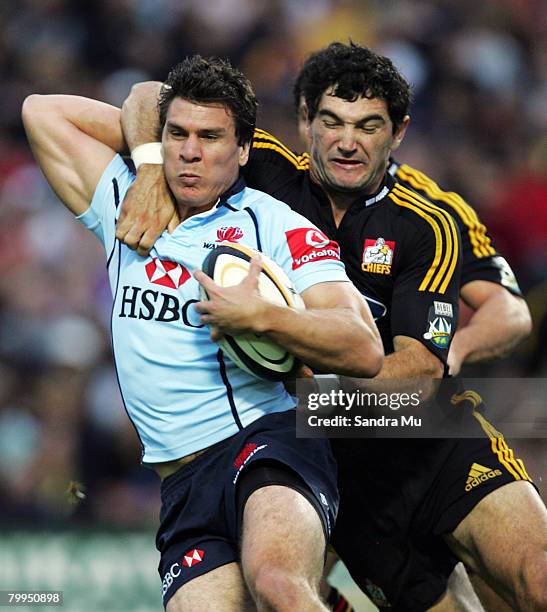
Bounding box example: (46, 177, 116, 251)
(448, 281, 532, 375)
(116, 81, 177, 254)
(340, 335, 443, 400)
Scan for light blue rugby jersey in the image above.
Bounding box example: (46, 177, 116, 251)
(77, 154, 348, 463)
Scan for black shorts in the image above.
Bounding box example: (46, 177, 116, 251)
(331, 406, 533, 611)
(157, 409, 338, 608)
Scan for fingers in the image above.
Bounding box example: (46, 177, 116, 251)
(245, 255, 263, 286)
(193, 269, 217, 293)
(137, 228, 161, 257)
(210, 326, 224, 342)
(296, 364, 314, 378)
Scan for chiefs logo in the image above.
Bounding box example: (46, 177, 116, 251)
(216, 227, 244, 243)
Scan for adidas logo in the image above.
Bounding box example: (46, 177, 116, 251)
(465, 463, 502, 492)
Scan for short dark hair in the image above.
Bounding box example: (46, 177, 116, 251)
(293, 42, 411, 132)
(159, 55, 258, 146)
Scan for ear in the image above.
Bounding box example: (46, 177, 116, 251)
(391, 115, 410, 152)
(301, 100, 309, 123)
(239, 140, 251, 166)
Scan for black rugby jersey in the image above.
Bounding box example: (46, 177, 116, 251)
(243, 129, 462, 364)
(389, 161, 522, 297)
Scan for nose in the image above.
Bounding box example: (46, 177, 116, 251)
(337, 126, 357, 155)
(179, 135, 201, 162)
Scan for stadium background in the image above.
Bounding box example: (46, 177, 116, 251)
(0, 1, 545, 610)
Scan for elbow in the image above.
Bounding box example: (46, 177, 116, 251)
(125, 81, 163, 104)
(343, 333, 384, 378)
(517, 303, 533, 341)
(21, 94, 44, 127)
(506, 298, 533, 348)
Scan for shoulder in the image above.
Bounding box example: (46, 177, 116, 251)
(251, 129, 310, 171)
(393, 161, 496, 258)
(239, 185, 295, 215)
(388, 180, 459, 240)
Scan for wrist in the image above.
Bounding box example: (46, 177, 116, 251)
(131, 142, 163, 170)
(449, 329, 471, 364)
(252, 301, 280, 334)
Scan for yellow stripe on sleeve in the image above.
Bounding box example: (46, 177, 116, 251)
(389, 184, 459, 294)
(396, 165, 496, 258)
(253, 129, 309, 169)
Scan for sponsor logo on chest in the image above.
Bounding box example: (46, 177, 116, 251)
(203, 226, 244, 249)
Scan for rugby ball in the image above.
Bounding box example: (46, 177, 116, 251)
(200, 243, 305, 381)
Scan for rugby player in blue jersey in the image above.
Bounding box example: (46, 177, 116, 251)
(22, 55, 383, 611)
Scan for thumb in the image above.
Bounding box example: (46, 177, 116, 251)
(244, 255, 263, 287)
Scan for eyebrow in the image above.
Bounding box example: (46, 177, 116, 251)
(166, 121, 227, 134)
(317, 109, 386, 127)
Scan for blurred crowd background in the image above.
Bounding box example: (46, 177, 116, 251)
(0, 0, 546, 528)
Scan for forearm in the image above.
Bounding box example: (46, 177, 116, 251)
(121, 81, 163, 149)
(450, 294, 531, 365)
(340, 338, 443, 400)
(260, 305, 383, 378)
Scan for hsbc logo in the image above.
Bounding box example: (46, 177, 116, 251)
(305, 229, 330, 248)
(162, 562, 181, 596)
(145, 258, 190, 289)
(182, 549, 204, 567)
(285, 228, 340, 270)
(118, 286, 202, 327)
(216, 226, 243, 243)
(161, 549, 205, 596)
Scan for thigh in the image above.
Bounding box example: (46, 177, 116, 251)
(445, 481, 547, 594)
(167, 562, 254, 612)
(331, 439, 456, 610)
(241, 485, 326, 585)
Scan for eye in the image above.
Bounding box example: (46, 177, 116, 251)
(169, 128, 185, 138)
(361, 124, 381, 134)
(323, 120, 340, 129)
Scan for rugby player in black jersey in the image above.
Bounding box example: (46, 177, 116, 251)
(293, 46, 537, 611)
(114, 44, 546, 611)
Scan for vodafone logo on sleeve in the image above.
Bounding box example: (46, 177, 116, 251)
(285, 228, 340, 269)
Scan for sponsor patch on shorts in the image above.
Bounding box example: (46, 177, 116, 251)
(465, 463, 502, 492)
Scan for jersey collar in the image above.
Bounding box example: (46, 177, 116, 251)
(176, 176, 247, 224)
(218, 176, 247, 210)
(348, 172, 396, 213)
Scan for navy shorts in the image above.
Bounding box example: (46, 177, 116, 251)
(157, 409, 338, 607)
(331, 404, 534, 611)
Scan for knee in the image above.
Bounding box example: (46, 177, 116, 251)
(517, 549, 547, 611)
(250, 565, 316, 611)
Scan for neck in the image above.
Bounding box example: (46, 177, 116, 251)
(177, 199, 218, 223)
(310, 172, 385, 228)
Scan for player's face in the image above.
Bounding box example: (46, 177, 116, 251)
(308, 90, 409, 195)
(162, 98, 250, 214)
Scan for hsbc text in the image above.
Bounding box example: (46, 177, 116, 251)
(118, 286, 203, 327)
